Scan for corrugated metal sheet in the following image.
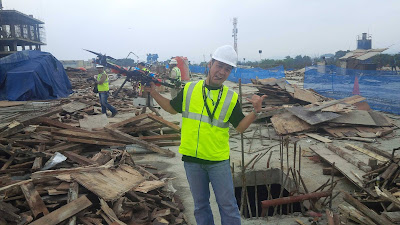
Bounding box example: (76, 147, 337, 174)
(340, 48, 388, 60)
(356, 51, 381, 60)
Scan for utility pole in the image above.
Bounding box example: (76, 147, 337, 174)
(232, 17, 238, 55)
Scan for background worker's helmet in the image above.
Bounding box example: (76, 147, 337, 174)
(170, 59, 178, 65)
(211, 45, 238, 67)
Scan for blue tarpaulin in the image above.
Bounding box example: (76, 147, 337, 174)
(0, 50, 72, 101)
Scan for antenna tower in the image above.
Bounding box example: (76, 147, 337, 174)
(232, 17, 238, 54)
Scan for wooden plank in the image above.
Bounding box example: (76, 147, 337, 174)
(31, 157, 42, 171)
(330, 110, 377, 126)
(72, 165, 145, 201)
(52, 129, 131, 144)
(307, 95, 365, 112)
(326, 144, 371, 172)
(53, 135, 126, 147)
(99, 198, 126, 225)
(31, 165, 111, 180)
(363, 144, 392, 160)
(343, 191, 394, 225)
(0, 107, 63, 138)
(134, 180, 165, 193)
(287, 106, 340, 125)
(20, 181, 49, 218)
(382, 212, 400, 223)
(105, 127, 176, 157)
(63, 151, 98, 166)
(345, 144, 389, 162)
(271, 111, 314, 135)
(309, 146, 375, 196)
(139, 134, 180, 141)
(29, 196, 92, 225)
(35, 117, 83, 131)
(67, 182, 79, 225)
(147, 114, 181, 131)
(305, 133, 332, 143)
(293, 86, 321, 103)
(108, 113, 149, 128)
(46, 143, 84, 153)
(369, 111, 392, 126)
(1, 153, 15, 170)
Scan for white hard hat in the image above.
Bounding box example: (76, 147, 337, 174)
(96, 65, 104, 68)
(170, 59, 178, 65)
(212, 45, 237, 67)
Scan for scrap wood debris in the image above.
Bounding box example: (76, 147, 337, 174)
(0, 69, 186, 224)
(248, 77, 395, 142)
(241, 77, 400, 224)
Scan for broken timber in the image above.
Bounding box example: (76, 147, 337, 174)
(105, 127, 175, 157)
(29, 196, 92, 225)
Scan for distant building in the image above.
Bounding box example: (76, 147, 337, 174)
(357, 33, 372, 50)
(0, 9, 46, 58)
(339, 48, 387, 70)
(339, 33, 385, 70)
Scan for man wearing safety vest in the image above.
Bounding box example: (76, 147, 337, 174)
(145, 45, 266, 225)
(96, 65, 118, 117)
(137, 62, 150, 74)
(169, 58, 181, 99)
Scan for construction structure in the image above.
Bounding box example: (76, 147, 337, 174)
(357, 32, 372, 50)
(232, 17, 238, 54)
(0, 4, 46, 58)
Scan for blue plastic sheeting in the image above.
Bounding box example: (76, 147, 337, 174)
(228, 65, 285, 84)
(189, 65, 207, 74)
(304, 65, 400, 115)
(0, 50, 72, 101)
(189, 65, 285, 84)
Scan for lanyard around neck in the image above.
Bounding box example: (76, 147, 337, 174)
(202, 81, 223, 123)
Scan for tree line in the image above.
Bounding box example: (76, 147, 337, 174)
(195, 50, 399, 70)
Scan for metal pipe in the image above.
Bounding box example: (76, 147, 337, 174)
(261, 191, 332, 208)
(239, 78, 247, 216)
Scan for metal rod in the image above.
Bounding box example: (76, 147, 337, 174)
(246, 187, 252, 218)
(329, 162, 335, 208)
(255, 172, 258, 218)
(239, 78, 247, 216)
(262, 191, 332, 208)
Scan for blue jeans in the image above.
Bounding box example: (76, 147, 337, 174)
(184, 160, 241, 225)
(99, 92, 117, 114)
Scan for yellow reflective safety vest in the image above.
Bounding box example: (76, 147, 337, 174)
(97, 72, 109, 92)
(142, 68, 150, 73)
(179, 80, 238, 161)
(172, 66, 181, 81)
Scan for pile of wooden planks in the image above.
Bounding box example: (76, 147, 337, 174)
(0, 149, 188, 225)
(309, 142, 400, 225)
(270, 94, 394, 141)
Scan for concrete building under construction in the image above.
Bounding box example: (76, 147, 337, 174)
(0, 2, 46, 58)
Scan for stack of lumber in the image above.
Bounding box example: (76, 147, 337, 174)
(0, 149, 188, 225)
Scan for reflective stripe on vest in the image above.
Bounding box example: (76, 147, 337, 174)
(179, 80, 238, 161)
(173, 67, 181, 81)
(97, 72, 109, 92)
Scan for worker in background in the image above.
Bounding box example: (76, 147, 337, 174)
(145, 45, 267, 225)
(96, 65, 118, 117)
(169, 59, 181, 99)
(138, 62, 150, 74)
(391, 56, 398, 73)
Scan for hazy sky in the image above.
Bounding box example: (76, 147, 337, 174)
(3, 0, 400, 63)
